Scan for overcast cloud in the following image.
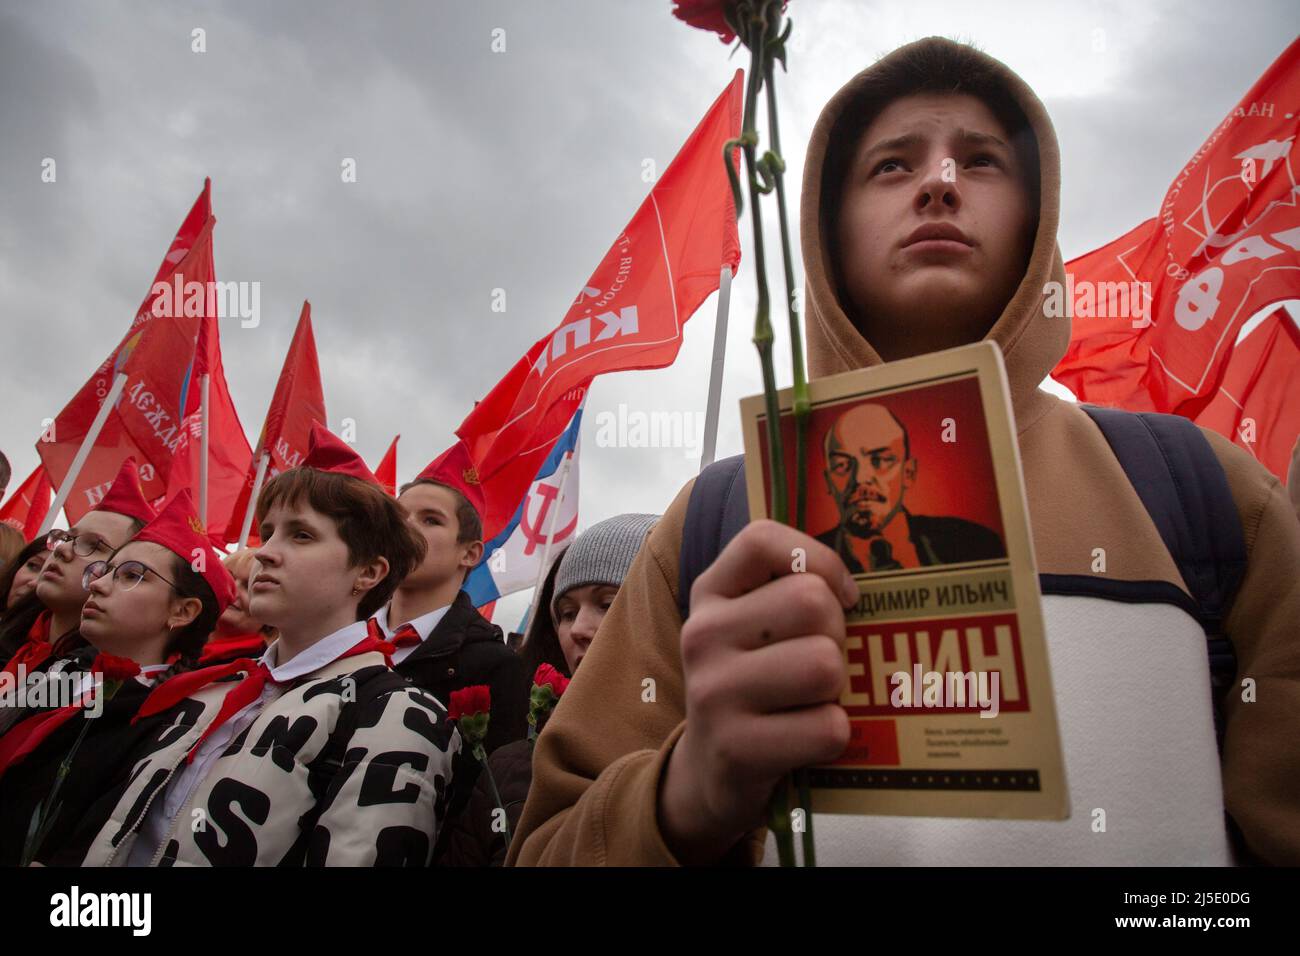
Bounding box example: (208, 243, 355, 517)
(2, 0, 1296, 625)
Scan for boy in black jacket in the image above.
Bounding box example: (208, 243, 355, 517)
(375, 440, 528, 754)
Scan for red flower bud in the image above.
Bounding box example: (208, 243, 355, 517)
(92, 653, 141, 683)
(672, 0, 737, 43)
(448, 684, 492, 722)
(532, 663, 571, 698)
(672, 1, 789, 45)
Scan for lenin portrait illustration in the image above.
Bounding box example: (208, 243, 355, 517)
(802, 377, 1007, 574)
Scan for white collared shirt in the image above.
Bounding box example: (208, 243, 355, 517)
(138, 663, 170, 684)
(371, 602, 451, 666)
(126, 620, 372, 866)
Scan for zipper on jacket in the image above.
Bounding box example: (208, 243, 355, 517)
(102, 759, 182, 867)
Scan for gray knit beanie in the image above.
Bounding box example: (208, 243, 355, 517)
(551, 513, 659, 620)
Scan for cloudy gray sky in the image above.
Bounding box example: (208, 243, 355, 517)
(2, 0, 1297, 626)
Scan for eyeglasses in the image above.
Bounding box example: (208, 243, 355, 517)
(81, 560, 181, 594)
(46, 529, 114, 558)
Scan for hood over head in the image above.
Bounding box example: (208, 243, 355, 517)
(801, 36, 1069, 432)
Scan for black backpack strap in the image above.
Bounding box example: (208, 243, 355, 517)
(678, 455, 751, 621)
(1080, 405, 1247, 634)
(1081, 405, 1248, 744)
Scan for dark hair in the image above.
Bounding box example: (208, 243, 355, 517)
(824, 39, 1040, 295)
(0, 589, 89, 666)
(518, 546, 571, 680)
(398, 478, 483, 545)
(0, 450, 10, 501)
(0, 535, 48, 614)
(162, 551, 223, 666)
(0, 590, 45, 666)
(257, 468, 427, 620)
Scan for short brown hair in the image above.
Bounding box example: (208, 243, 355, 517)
(257, 469, 427, 620)
(398, 479, 483, 545)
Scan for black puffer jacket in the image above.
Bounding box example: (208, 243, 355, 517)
(395, 590, 528, 754)
(397, 591, 529, 864)
(440, 738, 534, 867)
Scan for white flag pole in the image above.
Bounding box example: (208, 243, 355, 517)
(236, 450, 270, 548)
(41, 372, 128, 536)
(698, 265, 733, 471)
(198, 373, 211, 525)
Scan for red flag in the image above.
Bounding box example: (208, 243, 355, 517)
(375, 435, 399, 497)
(224, 301, 327, 544)
(37, 181, 215, 523)
(1054, 38, 1300, 414)
(164, 276, 254, 542)
(1191, 309, 1300, 480)
(457, 71, 743, 538)
(0, 465, 53, 540)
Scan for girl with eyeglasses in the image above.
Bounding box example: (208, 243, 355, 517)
(0, 489, 235, 866)
(0, 459, 156, 679)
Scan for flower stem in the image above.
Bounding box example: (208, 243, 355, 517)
(475, 743, 512, 850)
(762, 23, 816, 866)
(762, 41, 810, 533)
(738, 0, 795, 868)
(740, 5, 787, 526)
(20, 685, 103, 866)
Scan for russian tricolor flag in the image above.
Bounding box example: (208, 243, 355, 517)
(465, 406, 583, 609)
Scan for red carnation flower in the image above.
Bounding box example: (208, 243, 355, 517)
(448, 684, 491, 722)
(533, 663, 571, 698)
(92, 653, 141, 683)
(672, 0, 738, 43)
(672, 1, 788, 45)
(449, 684, 493, 755)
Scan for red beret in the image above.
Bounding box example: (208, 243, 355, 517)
(93, 457, 157, 526)
(134, 489, 237, 613)
(415, 440, 485, 518)
(301, 422, 382, 488)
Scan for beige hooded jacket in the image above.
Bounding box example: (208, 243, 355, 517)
(509, 37, 1300, 866)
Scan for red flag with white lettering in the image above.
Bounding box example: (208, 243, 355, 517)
(224, 301, 327, 544)
(37, 181, 215, 522)
(458, 71, 743, 538)
(163, 303, 254, 543)
(1191, 308, 1300, 480)
(1053, 38, 1300, 414)
(0, 465, 53, 540)
(375, 436, 399, 497)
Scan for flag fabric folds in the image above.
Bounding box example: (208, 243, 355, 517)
(464, 406, 583, 608)
(375, 436, 399, 498)
(1191, 308, 1300, 480)
(0, 466, 54, 540)
(1054, 38, 1300, 426)
(456, 71, 743, 539)
(223, 301, 327, 545)
(37, 181, 218, 524)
